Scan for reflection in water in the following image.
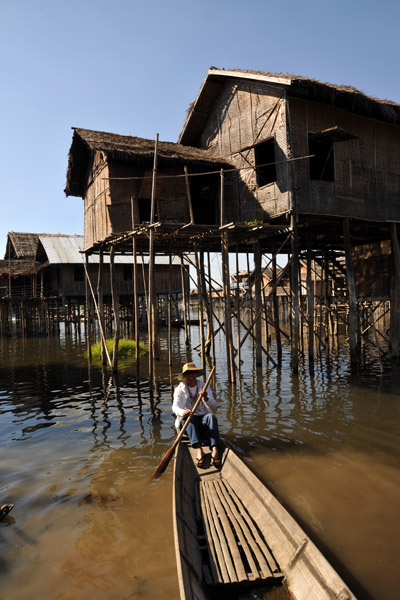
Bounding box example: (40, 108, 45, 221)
(0, 327, 399, 600)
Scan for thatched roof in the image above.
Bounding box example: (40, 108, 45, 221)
(65, 128, 232, 197)
(6, 232, 41, 259)
(179, 68, 400, 146)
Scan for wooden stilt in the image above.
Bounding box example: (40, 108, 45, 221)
(272, 249, 282, 361)
(97, 248, 106, 365)
(221, 230, 236, 383)
(85, 253, 92, 360)
(200, 251, 213, 356)
(207, 252, 216, 363)
(110, 246, 120, 372)
(254, 241, 262, 366)
(290, 217, 300, 374)
(148, 134, 159, 381)
(132, 213, 140, 379)
(168, 252, 173, 368)
(306, 239, 314, 363)
(180, 257, 190, 350)
(390, 222, 400, 358)
(235, 245, 241, 371)
(343, 218, 359, 368)
(194, 249, 206, 374)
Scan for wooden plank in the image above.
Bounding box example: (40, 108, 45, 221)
(204, 480, 247, 582)
(199, 480, 229, 583)
(212, 479, 259, 580)
(215, 478, 275, 580)
(222, 479, 281, 576)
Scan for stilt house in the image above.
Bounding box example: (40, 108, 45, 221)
(64, 129, 233, 252)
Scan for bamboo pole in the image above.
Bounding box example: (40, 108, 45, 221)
(306, 239, 314, 363)
(290, 216, 300, 374)
(207, 251, 216, 363)
(390, 222, 400, 358)
(83, 261, 113, 369)
(131, 197, 140, 378)
(148, 134, 159, 381)
(180, 257, 190, 350)
(343, 218, 359, 368)
(110, 246, 120, 372)
(97, 248, 106, 365)
(254, 241, 262, 366)
(200, 251, 213, 356)
(194, 249, 206, 374)
(235, 245, 241, 371)
(168, 252, 173, 369)
(272, 248, 282, 361)
(221, 230, 236, 382)
(85, 253, 92, 360)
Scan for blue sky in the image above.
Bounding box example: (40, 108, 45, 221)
(1, 0, 399, 272)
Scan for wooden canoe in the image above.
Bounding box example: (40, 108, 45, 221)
(172, 441, 357, 600)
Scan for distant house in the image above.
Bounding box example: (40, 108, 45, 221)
(0, 232, 43, 299)
(232, 266, 290, 298)
(0, 232, 183, 301)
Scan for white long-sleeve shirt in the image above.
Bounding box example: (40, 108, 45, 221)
(172, 380, 217, 428)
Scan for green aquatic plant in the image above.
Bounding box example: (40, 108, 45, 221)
(87, 338, 149, 361)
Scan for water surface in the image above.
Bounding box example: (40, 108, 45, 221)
(0, 325, 399, 600)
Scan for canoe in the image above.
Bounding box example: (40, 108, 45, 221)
(172, 440, 357, 600)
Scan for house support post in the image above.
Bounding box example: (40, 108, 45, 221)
(390, 222, 400, 357)
(343, 218, 359, 368)
(254, 241, 262, 366)
(148, 134, 159, 383)
(221, 231, 236, 383)
(180, 257, 190, 351)
(272, 248, 282, 362)
(207, 252, 216, 363)
(194, 249, 206, 374)
(97, 248, 106, 365)
(306, 239, 314, 364)
(200, 251, 213, 356)
(168, 252, 173, 369)
(131, 197, 140, 378)
(110, 246, 120, 372)
(85, 253, 92, 360)
(290, 217, 300, 374)
(235, 245, 241, 372)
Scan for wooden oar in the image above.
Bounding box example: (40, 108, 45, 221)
(151, 366, 216, 481)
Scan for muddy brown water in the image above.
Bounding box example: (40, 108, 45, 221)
(0, 323, 399, 600)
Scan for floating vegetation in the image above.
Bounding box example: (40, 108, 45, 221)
(87, 338, 149, 362)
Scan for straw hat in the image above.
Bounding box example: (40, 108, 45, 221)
(178, 362, 204, 380)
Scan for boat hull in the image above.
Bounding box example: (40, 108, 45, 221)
(172, 441, 357, 600)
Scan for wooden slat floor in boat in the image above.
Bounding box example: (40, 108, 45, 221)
(198, 476, 282, 586)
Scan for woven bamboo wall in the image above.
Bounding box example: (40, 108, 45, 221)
(290, 97, 400, 221)
(198, 78, 290, 222)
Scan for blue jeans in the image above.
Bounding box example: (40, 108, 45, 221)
(180, 413, 220, 449)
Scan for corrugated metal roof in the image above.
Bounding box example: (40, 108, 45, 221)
(38, 235, 181, 265)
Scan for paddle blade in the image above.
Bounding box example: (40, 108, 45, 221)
(150, 445, 175, 481)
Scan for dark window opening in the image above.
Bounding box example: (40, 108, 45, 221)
(138, 198, 157, 223)
(254, 138, 277, 187)
(74, 266, 84, 282)
(190, 175, 218, 225)
(308, 135, 334, 181)
(123, 265, 132, 281)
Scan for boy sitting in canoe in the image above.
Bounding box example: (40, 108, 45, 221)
(173, 362, 221, 467)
